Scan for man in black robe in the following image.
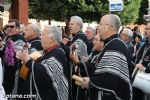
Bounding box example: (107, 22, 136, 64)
(133, 23, 150, 100)
(85, 26, 96, 55)
(68, 16, 89, 100)
(16, 25, 69, 100)
(69, 16, 89, 57)
(16, 23, 43, 99)
(71, 14, 132, 100)
(3, 19, 26, 94)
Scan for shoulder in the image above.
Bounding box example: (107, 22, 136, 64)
(106, 38, 128, 53)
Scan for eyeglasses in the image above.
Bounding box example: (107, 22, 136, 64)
(6, 25, 16, 28)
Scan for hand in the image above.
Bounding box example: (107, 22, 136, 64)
(70, 52, 80, 64)
(62, 38, 70, 45)
(81, 77, 90, 89)
(135, 64, 145, 71)
(80, 56, 89, 62)
(16, 50, 30, 63)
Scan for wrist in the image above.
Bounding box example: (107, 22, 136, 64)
(24, 57, 31, 63)
(75, 61, 80, 66)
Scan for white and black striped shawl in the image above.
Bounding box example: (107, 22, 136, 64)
(70, 31, 89, 57)
(90, 34, 132, 100)
(26, 46, 69, 100)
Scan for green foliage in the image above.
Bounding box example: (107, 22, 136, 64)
(118, 0, 142, 25)
(29, 0, 147, 25)
(136, 0, 148, 24)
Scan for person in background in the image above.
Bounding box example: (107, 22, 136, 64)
(120, 28, 134, 72)
(24, 23, 43, 53)
(69, 16, 89, 57)
(120, 28, 134, 58)
(85, 26, 96, 55)
(16, 23, 43, 99)
(70, 14, 132, 100)
(16, 25, 70, 100)
(132, 26, 141, 45)
(133, 34, 142, 58)
(133, 23, 150, 100)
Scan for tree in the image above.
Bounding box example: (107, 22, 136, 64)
(136, 0, 148, 24)
(118, 0, 142, 25)
(29, 0, 146, 26)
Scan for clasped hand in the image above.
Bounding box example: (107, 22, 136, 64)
(16, 50, 30, 63)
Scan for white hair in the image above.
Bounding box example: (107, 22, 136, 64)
(70, 16, 83, 28)
(31, 23, 41, 34)
(46, 25, 62, 43)
(86, 26, 96, 35)
(123, 28, 133, 38)
(107, 14, 121, 32)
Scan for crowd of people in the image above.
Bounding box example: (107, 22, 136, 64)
(0, 14, 149, 100)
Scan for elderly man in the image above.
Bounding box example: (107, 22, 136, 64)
(133, 23, 150, 100)
(85, 26, 96, 54)
(16, 23, 43, 99)
(69, 16, 89, 57)
(24, 23, 43, 53)
(16, 25, 69, 100)
(3, 19, 26, 94)
(71, 14, 132, 100)
(68, 16, 89, 100)
(120, 28, 134, 58)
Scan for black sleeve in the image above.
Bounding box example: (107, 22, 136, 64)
(145, 65, 150, 73)
(78, 62, 96, 77)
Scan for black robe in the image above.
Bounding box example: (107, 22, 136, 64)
(133, 39, 150, 100)
(28, 37, 43, 54)
(89, 34, 132, 100)
(25, 45, 69, 100)
(17, 37, 43, 99)
(87, 38, 94, 55)
(77, 51, 101, 100)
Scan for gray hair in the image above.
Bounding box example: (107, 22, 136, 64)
(107, 14, 121, 32)
(123, 28, 133, 39)
(31, 23, 41, 35)
(70, 16, 83, 28)
(46, 25, 62, 43)
(86, 26, 96, 35)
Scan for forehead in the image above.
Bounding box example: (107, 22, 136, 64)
(100, 15, 108, 23)
(121, 29, 127, 34)
(146, 24, 150, 28)
(26, 24, 32, 29)
(70, 19, 77, 24)
(86, 28, 92, 32)
(8, 22, 16, 25)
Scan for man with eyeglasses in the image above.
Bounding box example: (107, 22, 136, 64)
(85, 26, 96, 55)
(3, 19, 26, 95)
(73, 14, 132, 100)
(133, 23, 150, 100)
(16, 23, 43, 99)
